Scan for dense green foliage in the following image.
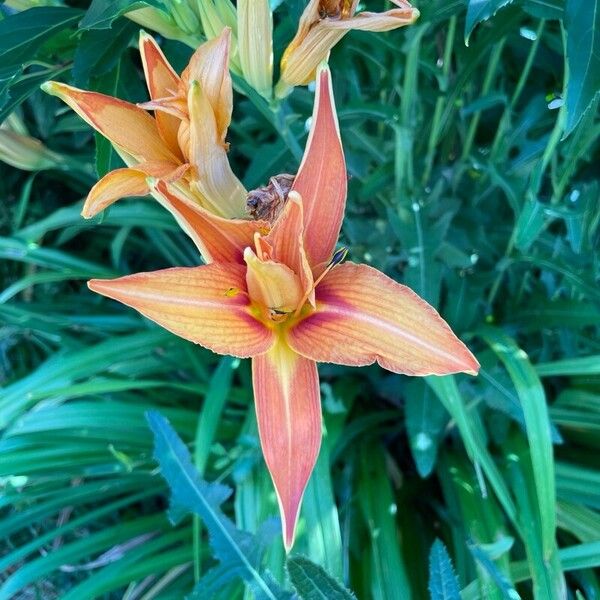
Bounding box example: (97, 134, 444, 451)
(1, 0, 599, 598)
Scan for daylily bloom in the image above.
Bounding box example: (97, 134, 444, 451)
(86, 66, 480, 549)
(276, 0, 420, 96)
(42, 29, 262, 263)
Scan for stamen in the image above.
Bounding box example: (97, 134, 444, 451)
(224, 287, 251, 300)
(253, 232, 264, 260)
(294, 246, 348, 316)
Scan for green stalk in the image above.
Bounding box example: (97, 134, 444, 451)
(490, 20, 545, 161)
(527, 24, 567, 202)
(461, 40, 505, 160)
(395, 27, 424, 200)
(422, 16, 456, 186)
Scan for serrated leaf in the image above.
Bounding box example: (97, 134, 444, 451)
(465, 0, 514, 43)
(146, 411, 290, 600)
(564, 0, 600, 136)
(286, 556, 356, 600)
(428, 539, 461, 600)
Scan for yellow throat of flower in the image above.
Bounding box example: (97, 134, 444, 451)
(244, 247, 304, 323)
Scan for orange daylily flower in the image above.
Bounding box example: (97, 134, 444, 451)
(276, 0, 420, 95)
(42, 29, 262, 264)
(86, 66, 479, 549)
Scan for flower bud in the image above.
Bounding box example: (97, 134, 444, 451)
(0, 126, 63, 171)
(237, 0, 273, 99)
(126, 6, 198, 46)
(196, 0, 242, 74)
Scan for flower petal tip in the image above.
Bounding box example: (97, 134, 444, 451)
(277, 487, 303, 553)
(316, 61, 330, 76)
(465, 354, 481, 377)
(287, 190, 302, 206)
(87, 279, 107, 293)
(40, 81, 60, 96)
(283, 519, 298, 553)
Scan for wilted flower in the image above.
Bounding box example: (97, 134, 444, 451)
(276, 0, 419, 96)
(86, 66, 479, 550)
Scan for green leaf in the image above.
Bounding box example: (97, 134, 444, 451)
(0, 65, 67, 124)
(479, 328, 556, 557)
(564, 0, 600, 135)
(301, 428, 343, 579)
(428, 539, 461, 600)
(358, 446, 412, 600)
(460, 92, 507, 117)
(286, 556, 356, 600)
(514, 199, 546, 251)
(73, 19, 137, 87)
(467, 542, 520, 599)
(0, 7, 80, 120)
(522, 0, 564, 19)
(536, 355, 600, 376)
(146, 411, 290, 600)
(79, 0, 161, 30)
(427, 376, 517, 523)
(0, 7, 81, 69)
(405, 379, 447, 477)
(465, 0, 514, 44)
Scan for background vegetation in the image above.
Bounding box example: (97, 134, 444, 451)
(1, 0, 599, 598)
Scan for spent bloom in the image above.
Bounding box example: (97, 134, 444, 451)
(276, 0, 420, 96)
(85, 66, 479, 549)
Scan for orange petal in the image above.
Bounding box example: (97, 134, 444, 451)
(267, 191, 314, 303)
(41, 82, 177, 164)
(188, 81, 247, 218)
(292, 66, 347, 267)
(139, 31, 184, 159)
(332, 2, 419, 31)
(89, 263, 274, 357)
(288, 262, 480, 376)
(244, 247, 304, 315)
(277, 1, 418, 89)
(82, 162, 188, 218)
(278, 0, 327, 88)
(252, 339, 321, 550)
(138, 96, 188, 121)
(182, 28, 233, 144)
(151, 180, 266, 264)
